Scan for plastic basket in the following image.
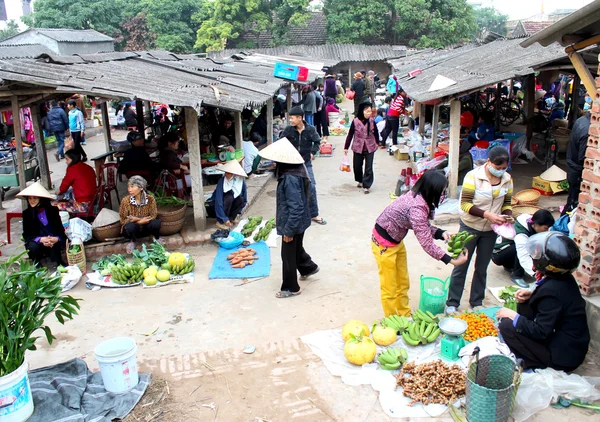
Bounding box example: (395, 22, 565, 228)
(466, 354, 521, 422)
(419, 276, 449, 315)
(235, 149, 244, 160)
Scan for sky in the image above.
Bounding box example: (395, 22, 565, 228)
(468, 0, 595, 21)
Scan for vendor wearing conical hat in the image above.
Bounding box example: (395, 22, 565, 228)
(259, 138, 319, 298)
(206, 160, 248, 230)
(18, 182, 66, 267)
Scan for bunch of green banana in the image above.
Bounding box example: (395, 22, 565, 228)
(377, 347, 409, 370)
(171, 258, 195, 275)
(401, 320, 441, 346)
(111, 262, 146, 285)
(254, 218, 275, 242)
(447, 231, 475, 258)
(241, 216, 263, 237)
(412, 309, 440, 324)
(382, 314, 411, 334)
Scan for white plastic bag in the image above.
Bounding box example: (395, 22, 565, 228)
(53, 265, 83, 292)
(491, 222, 516, 240)
(66, 217, 92, 242)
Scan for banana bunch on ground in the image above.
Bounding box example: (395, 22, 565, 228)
(412, 309, 440, 324)
(402, 320, 441, 346)
(447, 231, 475, 258)
(377, 347, 409, 370)
(241, 216, 263, 237)
(254, 218, 275, 242)
(163, 258, 195, 275)
(382, 314, 411, 334)
(111, 262, 145, 285)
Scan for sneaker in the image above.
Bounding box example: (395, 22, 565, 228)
(54, 151, 60, 162)
(510, 275, 529, 288)
(364, 188, 370, 194)
(445, 306, 458, 315)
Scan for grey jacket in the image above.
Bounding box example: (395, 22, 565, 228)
(301, 91, 317, 114)
(276, 168, 312, 237)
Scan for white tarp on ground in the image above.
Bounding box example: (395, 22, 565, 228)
(233, 218, 279, 248)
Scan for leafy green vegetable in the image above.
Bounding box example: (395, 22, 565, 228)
(132, 240, 168, 266)
(153, 190, 190, 207)
(499, 286, 519, 301)
(92, 254, 126, 272)
(68, 245, 81, 253)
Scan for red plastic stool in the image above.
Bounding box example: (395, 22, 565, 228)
(6, 207, 22, 244)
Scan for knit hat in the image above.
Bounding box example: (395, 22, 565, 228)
(259, 137, 304, 164)
(354, 72, 363, 79)
(128, 175, 148, 190)
(17, 182, 54, 200)
(288, 106, 304, 116)
(215, 159, 248, 178)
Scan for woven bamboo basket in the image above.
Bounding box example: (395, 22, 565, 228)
(159, 217, 185, 236)
(512, 205, 541, 218)
(157, 204, 187, 223)
(92, 221, 122, 242)
(511, 197, 518, 206)
(513, 189, 540, 206)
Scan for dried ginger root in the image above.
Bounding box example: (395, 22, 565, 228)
(395, 360, 466, 406)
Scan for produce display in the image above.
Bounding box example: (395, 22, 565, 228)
(395, 360, 466, 405)
(226, 248, 258, 269)
(133, 240, 169, 267)
(401, 310, 441, 346)
(92, 254, 126, 276)
(241, 216, 263, 237)
(499, 286, 519, 311)
(254, 218, 275, 242)
(456, 312, 498, 342)
(110, 262, 146, 285)
(372, 321, 398, 346)
(161, 252, 195, 275)
(342, 320, 371, 342)
(447, 231, 475, 259)
(344, 333, 377, 366)
(382, 314, 411, 334)
(377, 347, 408, 371)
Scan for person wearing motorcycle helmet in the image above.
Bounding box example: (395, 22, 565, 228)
(497, 232, 590, 371)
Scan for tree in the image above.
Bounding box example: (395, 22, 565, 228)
(271, 0, 312, 46)
(473, 7, 508, 38)
(0, 20, 20, 41)
(324, 0, 393, 44)
(120, 13, 156, 51)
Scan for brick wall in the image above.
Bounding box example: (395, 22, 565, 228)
(573, 72, 600, 296)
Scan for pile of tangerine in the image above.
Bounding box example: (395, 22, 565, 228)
(456, 312, 498, 342)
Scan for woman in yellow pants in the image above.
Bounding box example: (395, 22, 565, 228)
(372, 171, 468, 316)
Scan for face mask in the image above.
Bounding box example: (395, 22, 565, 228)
(488, 165, 506, 178)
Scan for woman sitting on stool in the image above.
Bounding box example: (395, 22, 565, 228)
(19, 182, 66, 267)
(119, 175, 163, 254)
(206, 160, 248, 230)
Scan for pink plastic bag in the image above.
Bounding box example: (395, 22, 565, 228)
(339, 154, 351, 172)
(491, 222, 516, 239)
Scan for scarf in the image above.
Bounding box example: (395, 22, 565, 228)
(130, 191, 149, 206)
(223, 176, 243, 198)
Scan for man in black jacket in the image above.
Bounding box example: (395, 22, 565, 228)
(47, 100, 69, 161)
(565, 113, 591, 212)
(279, 106, 326, 225)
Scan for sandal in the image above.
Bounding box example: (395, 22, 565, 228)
(312, 217, 327, 225)
(126, 242, 136, 255)
(275, 290, 302, 298)
(300, 266, 320, 280)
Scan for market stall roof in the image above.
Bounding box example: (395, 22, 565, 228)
(521, 1, 600, 47)
(0, 28, 114, 44)
(0, 44, 53, 59)
(393, 38, 568, 104)
(0, 50, 324, 111)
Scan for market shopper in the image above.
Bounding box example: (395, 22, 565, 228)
(300, 85, 317, 126)
(20, 182, 66, 267)
(242, 133, 261, 175)
(324, 74, 337, 102)
(67, 99, 87, 162)
(119, 176, 162, 254)
(259, 138, 319, 298)
(344, 102, 380, 194)
(492, 209, 555, 288)
(565, 113, 591, 213)
(206, 160, 248, 230)
(53, 149, 97, 214)
(446, 146, 513, 314)
(373, 171, 469, 317)
(351, 72, 366, 115)
(497, 232, 590, 371)
(380, 90, 405, 146)
(48, 100, 69, 161)
(365, 71, 376, 105)
(280, 106, 326, 225)
(123, 103, 137, 128)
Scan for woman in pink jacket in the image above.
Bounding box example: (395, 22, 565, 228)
(344, 102, 379, 194)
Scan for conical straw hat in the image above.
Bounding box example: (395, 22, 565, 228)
(540, 165, 567, 182)
(215, 159, 247, 178)
(16, 182, 54, 199)
(258, 137, 304, 164)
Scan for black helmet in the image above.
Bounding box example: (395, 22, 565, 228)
(526, 232, 580, 275)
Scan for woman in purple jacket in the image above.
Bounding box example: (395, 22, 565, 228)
(372, 171, 469, 316)
(344, 102, 379, 194)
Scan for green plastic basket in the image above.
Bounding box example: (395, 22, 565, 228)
(235, 149, 244, 160)
(418, 276, 449, 315)
(466, 354, 521, 422)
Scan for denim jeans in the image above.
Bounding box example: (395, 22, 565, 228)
(305, 113, 314, 126)
(54, 131, 65, 157)
(305, 161, 319, 218)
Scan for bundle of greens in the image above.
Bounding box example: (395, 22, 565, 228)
(92, 254, 126, 276)
(499, 286, 520, 311)
(133, 240, 169, 266)
(153, 190, 189, 207)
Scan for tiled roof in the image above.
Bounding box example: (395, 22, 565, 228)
(0, 28, 113, 44)
(521, 21, 554, 35)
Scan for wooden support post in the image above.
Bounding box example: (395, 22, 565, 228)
(234, 111, 243, 150)
(430, 104, 440, 159)
(348, 64, 352, 90)
(11, 96, 27, 209)
(184, 107, 206, 231)
(569, 74, 581, 129)
(418, 103, 426, 135)
(30, 105, 51, 189)
(495, 82, 502, 131)
(266, 97, 274, 145)
(135, 100, 145, 133)
(448, 100, 461, 199)
(524, 74, 535, 121)
(100, 102, 112, 160)
(569, 51, 596, 97)
(144, 101, 151, 135)
(286, 86, 292, 125)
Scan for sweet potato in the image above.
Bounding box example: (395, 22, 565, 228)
(232, 261, 247, 268)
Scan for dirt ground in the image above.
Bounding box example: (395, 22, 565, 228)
(8, 118, 599, 421)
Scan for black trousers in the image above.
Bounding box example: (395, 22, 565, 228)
(281, 232, 318, 293)
(70, 131, 87, 159)
(353, 151, 374, 189)
(123, 219, 161, 241)
(26, 240, 65, 266)
(499, 316, 553, 370)
(565, 169, 582, 213)
(314, 107, 329, 137)
(380, 115, 400, 145)
(492, 244, 525, 278)
(206, 191, 245, 223)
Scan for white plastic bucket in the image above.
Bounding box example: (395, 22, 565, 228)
(94, 337, 138, 394)
(59, 211, 70, 229)
(0, 359, 34, 422)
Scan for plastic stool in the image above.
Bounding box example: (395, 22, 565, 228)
(6, 207, 22, 244)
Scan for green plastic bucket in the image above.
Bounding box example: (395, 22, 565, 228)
(418, 276, 449, 315)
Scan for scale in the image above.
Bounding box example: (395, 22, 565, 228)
(439, 317, 468, 361)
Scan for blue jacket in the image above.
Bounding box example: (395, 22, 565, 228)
(47, 107, 69, 132)
(276, 170, 311, 237)
(69, 109, 85, 132)
(208, 177, 247, 223)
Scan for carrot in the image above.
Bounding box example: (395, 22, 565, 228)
(230, 257, 245, 265)
(232, 262, 246, 268)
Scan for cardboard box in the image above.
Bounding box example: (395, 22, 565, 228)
(532, 176, 565, 196)
(393, 146, 409, 161)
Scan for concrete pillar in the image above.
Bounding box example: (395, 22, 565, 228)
(266, 97, 274, 145)
(234, 111, 243, 150)
(30, 105, 51, 189)
(11, 96, 27, 209)
(184, 107, 206, 231)
(448, 100, 461, 199)
(430, 104, 440, 159)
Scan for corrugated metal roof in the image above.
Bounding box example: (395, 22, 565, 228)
(0, 44, 53, 59)
(394, 38, 567, 103)
(0, 28, 114, 44)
